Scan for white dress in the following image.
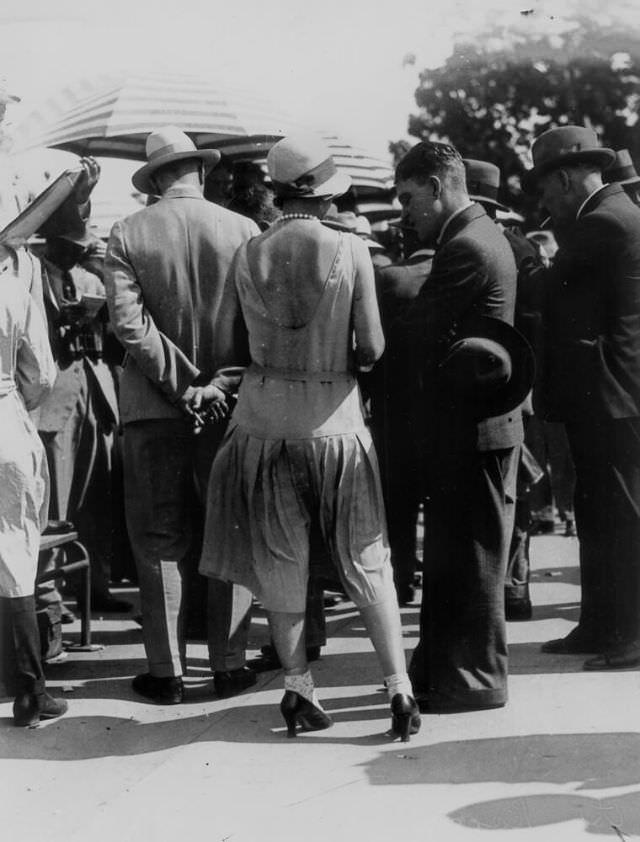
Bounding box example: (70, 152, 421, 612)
(0, 247, 56, 597)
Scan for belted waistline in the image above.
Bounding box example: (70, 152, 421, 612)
(248, 363, 354, 383)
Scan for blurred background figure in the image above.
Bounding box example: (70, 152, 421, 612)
(606, 148, 640, 207)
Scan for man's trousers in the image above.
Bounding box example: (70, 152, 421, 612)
(123, 419, 252, 677)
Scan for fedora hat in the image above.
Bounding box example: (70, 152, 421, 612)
(438, 315, 535, 419)
(605, 148, 640, 186)
(463, 159, 510, 212)
(132, 126, 221, 194)
(322, 206, 358, 232)
(267, 133, 351, 201)
(523, 126, 615, 193)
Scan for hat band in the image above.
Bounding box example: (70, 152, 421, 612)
(467, 180, 500, 202)
(272, 156, 337, 198)
(608, 164, 639, 182)
(148, 141, 198, 163)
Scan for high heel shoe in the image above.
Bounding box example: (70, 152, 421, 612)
(280, 690, 333, 738)
(390, 693, 421, 742)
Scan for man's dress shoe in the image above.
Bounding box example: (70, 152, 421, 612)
(583, 646, 640, 671)
(214, 666, 257, 698)
(132, 673, 184, 704)
(541, 630, 601, 654)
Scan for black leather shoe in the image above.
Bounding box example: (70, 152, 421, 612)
(583, 647, 640, 671)
(506, 600, 533, 622)
(214, 666, 257, 698)
(13, 692, 69, 727)
(132, 673, 184, 704)
(541, 630, 601, 654)
(60, 605, 77, 624)
(90, 594, 133, 613)
(396, 584, 416, 606)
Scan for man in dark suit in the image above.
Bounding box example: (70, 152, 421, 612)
(392, 141, 523, 711)
(371, 241, 434, 606)
(105, 127, 260, 703)
(525, 126, 640, 669)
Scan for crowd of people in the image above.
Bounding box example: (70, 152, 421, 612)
(1, 90, 639, 741)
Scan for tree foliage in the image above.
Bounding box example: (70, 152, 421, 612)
(402, 18, 640, 220)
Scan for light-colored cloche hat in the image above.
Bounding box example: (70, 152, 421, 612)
(522, 125, 616, 193)
(463, 159, 510, 212)
(267, 133, 351, 200)
(132, 126, 221, 194)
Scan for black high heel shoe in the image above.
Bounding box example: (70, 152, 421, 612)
(280, 690, 333, 738)
(390, 693, 421, 742)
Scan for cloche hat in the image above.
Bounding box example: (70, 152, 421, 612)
(438, 315, 535, 419)
(463, 159, 510, 212)
(132, 126, 221, 194)
(523, 126, 615, 193)
(267, 134, 351, 201)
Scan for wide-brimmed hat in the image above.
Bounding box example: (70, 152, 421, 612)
(523, 126, 616, 193)
(605, 148, 640, 186)
(132, 126, 221, 194)
(267, 134, 351, 201)
(438, 315, 535, 419)
(322, 206, 357, 232)
(463, 159, 510, 212)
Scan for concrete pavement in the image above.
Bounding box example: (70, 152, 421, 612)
(2, 532, 640, 842)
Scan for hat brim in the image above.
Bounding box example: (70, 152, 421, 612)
(132, 149, 221, 194)
(469, 194, 511, 213)
(522, 148, 617, 194)
(439, 315, 535, 418)
(306, 171, 352, 200)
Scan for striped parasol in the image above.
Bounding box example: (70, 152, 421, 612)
(13, 72, 395, 193)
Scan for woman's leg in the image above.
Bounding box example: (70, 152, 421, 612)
(267, 611, 306, 672)
(359, 596, 412, 691)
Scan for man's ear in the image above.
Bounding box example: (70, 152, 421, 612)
(558, 169, 571, 193)
(428, 175, 442, 199)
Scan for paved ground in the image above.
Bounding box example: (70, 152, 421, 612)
(2, 531, 640, 842)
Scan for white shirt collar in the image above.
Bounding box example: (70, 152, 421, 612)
(436, 201, 474, 245)
(576, 183, 608, 220)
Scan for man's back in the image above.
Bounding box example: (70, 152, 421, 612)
(106, 185, 258, 423)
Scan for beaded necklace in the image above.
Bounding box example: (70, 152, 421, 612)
(275, 213, 319, 224)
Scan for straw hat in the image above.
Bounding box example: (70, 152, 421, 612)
(267, 134, 351, 200)
(523, 126, 615, 193)
(132, 126, 221, 194)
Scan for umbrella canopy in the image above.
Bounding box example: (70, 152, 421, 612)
(13, 72, 395, 193)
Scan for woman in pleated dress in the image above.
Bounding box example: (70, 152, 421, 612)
(200, 135, 419, 740)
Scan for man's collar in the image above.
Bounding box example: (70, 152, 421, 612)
(161, 184, 204, 200)
(436, 201, 483, 246)
(576, 182, 623, 219)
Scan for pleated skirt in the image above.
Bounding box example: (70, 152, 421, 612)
(199, 422, 394, 612)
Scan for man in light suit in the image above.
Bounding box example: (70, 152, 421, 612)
(525, 127, 640, 669)
(105, 127, 260, 704)
(392, 141, 525, 711)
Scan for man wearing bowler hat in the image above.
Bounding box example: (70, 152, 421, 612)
(105, 127, 260, 703)
(524, 125, 640, 669)
(606, 148, 640, 207)
(392, 141, 530, 711)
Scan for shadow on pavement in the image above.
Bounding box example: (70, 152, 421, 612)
(448, 790, 640, 837)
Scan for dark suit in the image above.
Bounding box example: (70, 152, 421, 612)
(370, 250, 434, 599)
(543, 183, 640, 651)
(395, 203, 522, 709)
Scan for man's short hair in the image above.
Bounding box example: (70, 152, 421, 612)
(395, 141, 465, 186)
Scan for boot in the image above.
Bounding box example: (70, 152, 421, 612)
(9, 596, 68, 727)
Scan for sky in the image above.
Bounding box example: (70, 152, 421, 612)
(1, 0, 639, 204)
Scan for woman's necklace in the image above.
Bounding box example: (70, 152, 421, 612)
(275, 213, 319, 223)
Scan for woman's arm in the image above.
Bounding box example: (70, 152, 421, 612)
(351, 236, 385, 369)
